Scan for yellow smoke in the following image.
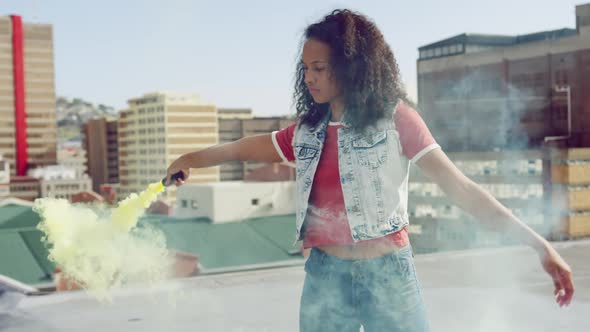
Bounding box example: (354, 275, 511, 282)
(112, 182, 165, 232)
(34, 181, 171, 301)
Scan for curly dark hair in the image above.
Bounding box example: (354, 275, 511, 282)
(293, 9, 411, 130)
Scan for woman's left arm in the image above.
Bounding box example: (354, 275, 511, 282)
(415, 148, 574, 307)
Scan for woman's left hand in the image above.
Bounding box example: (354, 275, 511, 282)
(539, 244, 574, 307)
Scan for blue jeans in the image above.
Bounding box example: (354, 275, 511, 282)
(300, 246, 429, 332)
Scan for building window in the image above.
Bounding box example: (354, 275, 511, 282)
(191, 200, 198, 209)
(251, 198, 259, 206)
(181, 200, 188, 208)
(555, 70, 568, 85)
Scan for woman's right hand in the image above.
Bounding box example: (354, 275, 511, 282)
(166, 155, 191, 187)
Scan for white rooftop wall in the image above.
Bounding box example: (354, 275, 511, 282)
(174, 181, 295, 222)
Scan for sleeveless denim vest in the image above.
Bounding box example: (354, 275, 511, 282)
(293, 104, 411, 244)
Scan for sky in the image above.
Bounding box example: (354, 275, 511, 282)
(1, 0, 585, 116)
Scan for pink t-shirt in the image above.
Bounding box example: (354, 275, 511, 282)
(272, 102, 440, 248)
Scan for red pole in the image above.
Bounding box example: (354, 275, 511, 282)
(11, 15, 28, 176)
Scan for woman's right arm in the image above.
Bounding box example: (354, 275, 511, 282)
(165, 134, 283, 185)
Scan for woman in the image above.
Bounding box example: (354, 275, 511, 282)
(166, 9, 574, 332)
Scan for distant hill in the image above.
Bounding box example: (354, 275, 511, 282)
(56, 97, 118, 143)
(57, 96, 117, 126)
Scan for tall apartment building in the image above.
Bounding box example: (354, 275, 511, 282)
(417, 3, 590, 150)
(118, 92, 219, 202)
(218, 116, 293, 181)
(0, 15, 57, 176)
(83, 118, 119, 192)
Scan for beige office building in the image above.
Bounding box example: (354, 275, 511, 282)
(218, 117, 293, 181)
(118, 92, 219, 202)
(0, 15, 57, 177)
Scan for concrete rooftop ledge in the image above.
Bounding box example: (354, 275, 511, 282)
(1, 239, 589, 331)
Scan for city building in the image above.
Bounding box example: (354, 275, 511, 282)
(0, 15, 58, 176)
(244, 163, 296, 182)
(174, 181, 295, 222)
(83, 118, 119, 192)
(117, 92, 219, 203)
(41, 178, 91, 201)
(0, 154, 9, 199)
(218, 116, 294, 181)
(57, 146, 88, 179)
(98, 183, 118, 204)
(417, 3, 590, 151)
(217, 108, 253, 120)
(28, 165, 92, 200)
(8, 176, 39, 201)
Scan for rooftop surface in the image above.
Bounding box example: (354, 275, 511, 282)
(2, 239, 588, 332)
(0, 206, 301, 285)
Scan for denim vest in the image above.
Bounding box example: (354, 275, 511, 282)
(293, 107, 410, 244)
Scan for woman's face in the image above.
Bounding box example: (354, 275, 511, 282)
(302, 38, 342, 105)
